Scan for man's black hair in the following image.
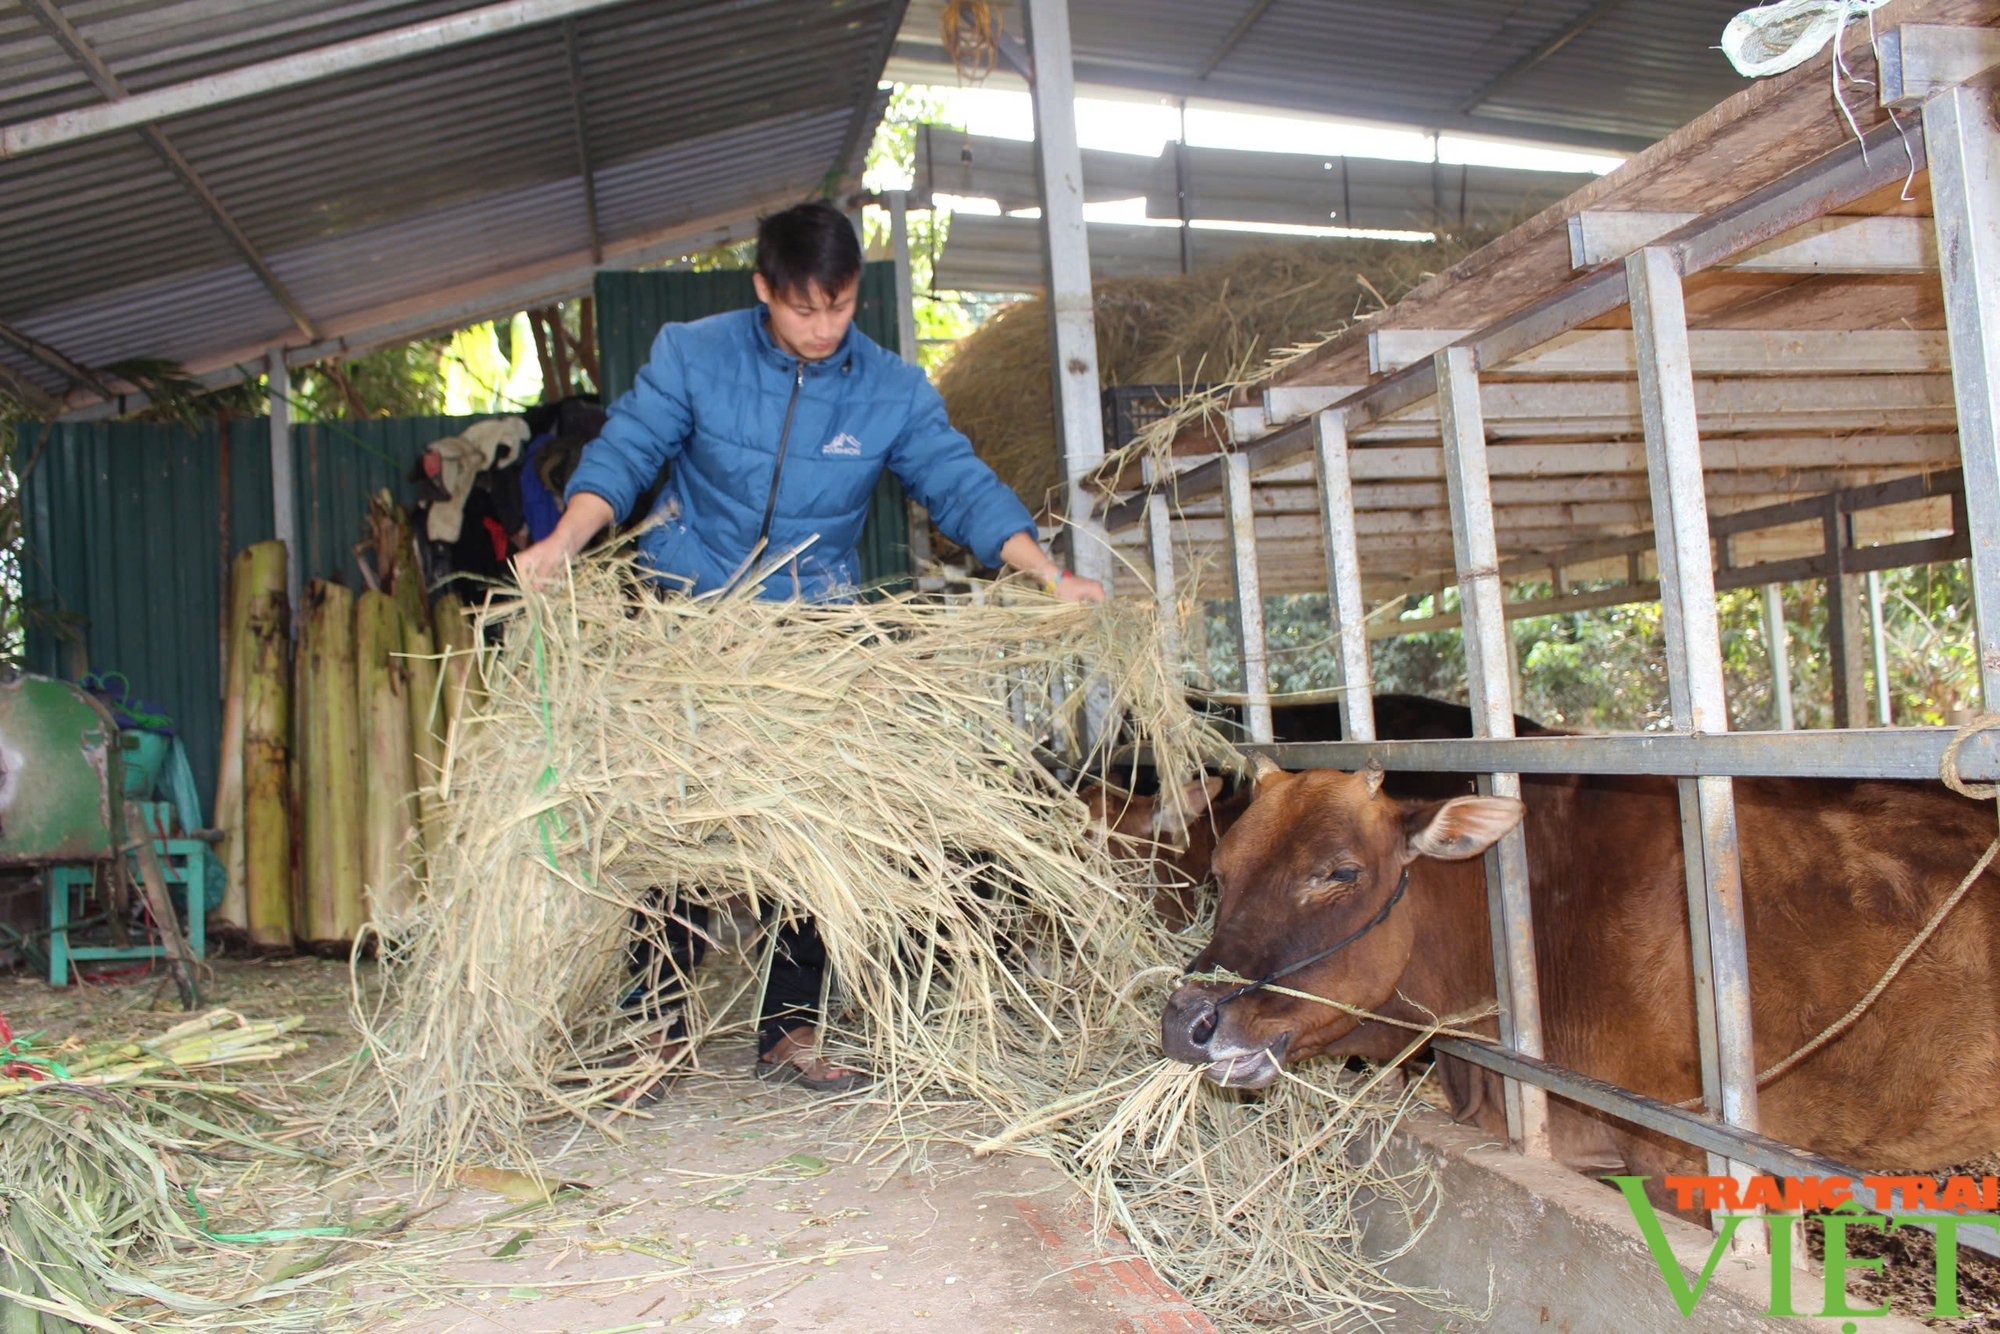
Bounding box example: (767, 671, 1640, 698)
(756, 201, 863, 300)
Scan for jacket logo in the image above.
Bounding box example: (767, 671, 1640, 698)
(821, 432, 865, 457)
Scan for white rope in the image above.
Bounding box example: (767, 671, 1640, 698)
(1678, 715, 2000, 1109)
(1720, 0, 1892, 78)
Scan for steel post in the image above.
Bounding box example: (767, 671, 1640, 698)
(1223, 453, 1273, 744)
(1435, 345, 1549, 1157)
(1146, 467, 1182, 676)
(1024, 0, 1111, 590)
(1868, 568, 1894, 724)
(1763, 584, 1795, 730)
(267, 349, 299, 625)
(1313, 409, 1375, 740)
(1926, 83, 2000, 708)
(1628, 246, 1763, 1245)
(888, 189, 918, 363)
(888, 188, 934, 580)
(1826, 502, 1868, 730)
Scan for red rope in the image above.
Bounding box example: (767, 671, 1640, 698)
(0, 1009, 44, 1081)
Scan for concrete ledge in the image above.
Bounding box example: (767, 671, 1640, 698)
(1361, 1109, 1933, 1333)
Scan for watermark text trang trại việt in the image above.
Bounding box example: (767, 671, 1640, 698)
(1618, 1174, 2000, 1321)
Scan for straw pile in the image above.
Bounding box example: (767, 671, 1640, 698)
(936, 236, 1481, 514)
(347, 555, 1469, 1330)
(0, 1011, 361, 1333)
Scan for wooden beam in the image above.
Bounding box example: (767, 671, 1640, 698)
(1568, 212, 1937, 273)
(1367, 327, 1950, 377)
(1878, 22, 2000, 108)
(1164, 436, 1957, 487)
(1168, 474, 1928, 518)
(0, 360, 60, 415)
(0, 318, 112, 399)
(1262, 374, 1955, 438)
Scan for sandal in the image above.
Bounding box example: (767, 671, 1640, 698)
(754, 1057, 867, 1094)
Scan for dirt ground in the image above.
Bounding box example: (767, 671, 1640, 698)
(0, 953, 1224, 1334)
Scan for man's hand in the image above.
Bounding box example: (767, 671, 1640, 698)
(514, 493, 614, 589)
(1051, 572, 1106, 603)
(998, 530, 1106, 603)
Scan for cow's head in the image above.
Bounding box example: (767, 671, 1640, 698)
(1160, 756, 1523, 1088)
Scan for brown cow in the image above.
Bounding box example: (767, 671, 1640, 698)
(1161, 756, 2000, 1178)
(1084, 696, 1561, 930)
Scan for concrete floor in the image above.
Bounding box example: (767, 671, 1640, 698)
(382, 1044, 1218, 1334)
(1, 959, 1219, 1334)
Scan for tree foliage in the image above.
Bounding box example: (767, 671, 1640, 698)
(291, 339, 452, 421)
(864, 84, 984, 374)
(1192, 562, 1982, 731)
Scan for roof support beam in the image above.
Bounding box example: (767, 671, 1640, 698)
(139, 129, 319, 340)
(0, 360, 61, 416)
(0, 318, 112, 398)
(1194, 0, 1277, 80)
(1, 0, 637, 160)
(1457, 0, 1627, 114)
(560, 17, 602, 266)
(822, 0, 908, 194)
(20, 0, 319, 340)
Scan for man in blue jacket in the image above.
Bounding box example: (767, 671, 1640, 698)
(517, 201, 1103, 1092)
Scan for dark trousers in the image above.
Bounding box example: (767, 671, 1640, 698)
(624, 899, 827, 1055)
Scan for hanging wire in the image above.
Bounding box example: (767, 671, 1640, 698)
(940, 0, 1002, 84)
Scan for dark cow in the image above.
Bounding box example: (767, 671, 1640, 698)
(1083, 696, 1557, 929)
(1161, 757, 2000, 1179)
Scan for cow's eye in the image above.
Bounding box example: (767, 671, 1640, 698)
(1327, 865, 1362, 884)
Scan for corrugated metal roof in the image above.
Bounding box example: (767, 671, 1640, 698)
(3, 0, 904, 408)
(894, 0, 1752, 153)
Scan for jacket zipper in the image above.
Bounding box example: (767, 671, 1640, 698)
(756, 358, 806, 551)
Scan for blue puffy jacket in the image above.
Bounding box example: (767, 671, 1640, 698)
(564, 305, 1036, 601)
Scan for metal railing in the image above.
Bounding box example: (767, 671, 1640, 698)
(1101, 27, 2000, 1255)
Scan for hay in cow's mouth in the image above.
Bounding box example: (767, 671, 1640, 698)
(336, 552, 1463, 1332)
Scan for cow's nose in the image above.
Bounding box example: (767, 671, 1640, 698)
(1161, 989, 1221, 1064)
(1188, 1002, 1218, 1047)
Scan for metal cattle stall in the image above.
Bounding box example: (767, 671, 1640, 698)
(1095, 11, 2000, 1254)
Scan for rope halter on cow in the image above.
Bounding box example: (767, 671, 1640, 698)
(1191, 866, 1413, 1019)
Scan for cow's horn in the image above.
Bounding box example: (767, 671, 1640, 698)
(1364, 757, 1385, 797)
(1248, 752, 1285, 786)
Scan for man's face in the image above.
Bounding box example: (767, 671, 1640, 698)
(753, 272, 859, 363)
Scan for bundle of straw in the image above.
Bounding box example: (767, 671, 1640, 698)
(349, 557, 1462, 1330)
(352, 559, 1231, 1165)
(0, 1013, 344, 1334)
(0, 1009, 304, 1095)
(936, 236, 1486, 513)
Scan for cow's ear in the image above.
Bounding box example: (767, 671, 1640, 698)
(1247, 753, 1288, 797)
(1153, 773, 1224, 839)
(1405, 796, 1525, 861)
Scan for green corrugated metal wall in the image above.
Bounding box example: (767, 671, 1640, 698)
(594, 261, 913, 590)
(16, 414, 504, 811)
(15, 265, 918, 823)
